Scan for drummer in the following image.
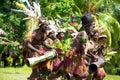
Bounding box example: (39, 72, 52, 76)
(24, 22, 54, 80)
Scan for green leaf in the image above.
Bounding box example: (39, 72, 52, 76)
(98, 13, 120, 49)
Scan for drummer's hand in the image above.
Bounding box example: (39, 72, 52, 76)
(37, 50, 43, 55)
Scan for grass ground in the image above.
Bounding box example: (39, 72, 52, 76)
(104, 75, 120, 80)
(0, 65, 120, 80)
(0, 65, 31, 80)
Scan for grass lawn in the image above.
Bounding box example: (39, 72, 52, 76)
(0, 65, 31, 80)
(0, 65, 120, 80)
(104, 75, 120, 80)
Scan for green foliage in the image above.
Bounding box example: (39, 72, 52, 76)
(105, 62, 120, 75)
(80, 36, 87, 43)
(113, 4, 120, 23)
(105, 48, 120, 75)
(0, 0, 27, 55)
(6, 56, 13, 66)
(73, 0, 118, 14)
(98, 13, 120, 49)
(40, 0, 74, 17)
(62, 37, 72, 53)
(53, 36, 72, 53)
(114, 0, 120, 3)
(73, 0, 89, 12)
(97, 13, 120, 72)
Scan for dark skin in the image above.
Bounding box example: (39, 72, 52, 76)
(70, 21, 95, 56)
(26, 23, 49, 56)
(55, 32, 65, 42)
(23, 28, 46, 59)
(47, 14, 97, 80)
(97, 36, 107, 56)
(85, 29, 99, 64)
(43, 37, 54, 51)
(63, 22, 95, 80)
(84, 22, 96, 39)
(86, 29, 99, 57)
(26, 23, 55, 80)
(91, 29, 99, 42)
(87, 35, 107, 80)
(55, 32, 65, 54)
(64, 15, 97, 79)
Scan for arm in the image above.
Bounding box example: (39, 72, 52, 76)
(84, 41, 94, 55)
(26, 30, 43, 55)
(43, 38, 53, 49)
(27, 42, 43, 54)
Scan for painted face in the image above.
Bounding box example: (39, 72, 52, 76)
(57, 32, 64, 41)
(60, 33, 64, 38)
(41, 25, 48, 33)
(90, 22, 96, 28)
(99, 38, 107, 45)
(85, 22, 96, 36)
(93, 32, 99, 41)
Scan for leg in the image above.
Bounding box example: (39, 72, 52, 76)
(27, 68, 40, 80)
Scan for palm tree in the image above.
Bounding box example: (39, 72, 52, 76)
(73, 0, 120, 49)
